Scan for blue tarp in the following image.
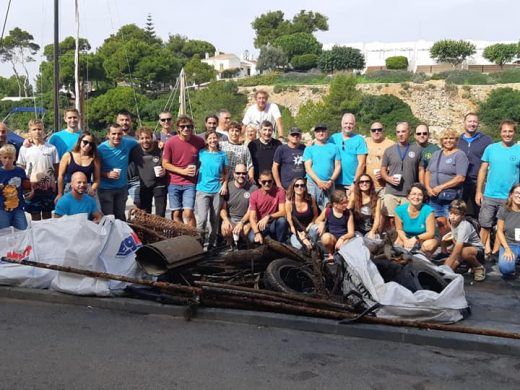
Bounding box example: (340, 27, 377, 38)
(9, 107, 47, 114)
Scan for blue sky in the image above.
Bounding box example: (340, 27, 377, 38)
(0, 0, 518, 84)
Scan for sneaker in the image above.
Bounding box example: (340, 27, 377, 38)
(487, 253, 499, 264)
(473, 265, 486, 282)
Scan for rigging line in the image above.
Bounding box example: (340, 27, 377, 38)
(0, 0, 12, 43)
(154, 78, 180, 132)
(186, 84, 193, 119)
(109, 0, 142, 128)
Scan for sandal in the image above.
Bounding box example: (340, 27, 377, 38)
(473, 265, 486, 282)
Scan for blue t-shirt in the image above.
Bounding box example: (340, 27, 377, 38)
(482, 142, 520, 199)
(273, 144, 305, 189)
(55, 192, 98, 219)
(303, 143, 340, 182)
(329, 133, 368, 185)
(48, 130, 80, 159)
(98, 138, 138, 190)
(395, 203, 434, 237)
(196, 149, 229, 193)
(0, 166, 27, 211)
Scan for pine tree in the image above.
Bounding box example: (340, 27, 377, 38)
(144, 13, 156, 39)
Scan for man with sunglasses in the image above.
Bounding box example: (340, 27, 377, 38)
(272, 127, 305, 189)
(365, 122, 395, 193)
(220, 164, 258, 246)
(248, 170, 288, 244)
(303, 124, 341, 210)
(162, 115, 205, 227)
(414, 124, 439, 183)
(157, 111, 175, 149)
(328, 113, 367, 194)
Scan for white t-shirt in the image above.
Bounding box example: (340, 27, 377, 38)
(17, 142, 59, 191)
(242, 102, 282, 136)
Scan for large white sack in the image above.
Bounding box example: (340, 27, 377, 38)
(0, 226, 54, 288)
(339, 237, 468, 323)
(50, 214, 111, 296)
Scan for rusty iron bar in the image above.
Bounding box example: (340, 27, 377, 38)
(1, 257, 201, 295)
(3, 258, 520, 340)
(195, 281, 354, 311)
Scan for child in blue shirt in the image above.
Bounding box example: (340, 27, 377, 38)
(0, 144, 32, 230)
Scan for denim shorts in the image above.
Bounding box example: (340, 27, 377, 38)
(429, 197, 452, 218)
(0, 209, 28, 230)
(168, 184, 196, 210)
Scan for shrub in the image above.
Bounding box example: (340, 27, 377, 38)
(479, 88, 520, 140)
(291, 54, 319, 71)
(432, 70, 492, 85)
(236, 73, 280, 86)
(385, 56, 409, 70)
(363, 70, 414, 83)
(220, 68, 241, 79)
(492, 68, 520, 84)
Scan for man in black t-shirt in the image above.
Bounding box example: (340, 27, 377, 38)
(248, 120, 282, 185)
(272, 127, 305, 189)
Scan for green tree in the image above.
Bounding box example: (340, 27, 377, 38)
(189, 81, 247, 130)
(479, 87, 520, 139)
(0, 75, 28, 98)
(256, 45, 288, 73)
(324, 75, 363, 118)
(182, 40, 215, 59)
(429, 39, 476, 68)
(86, 87, 150, 130)
(483, 43, 518, 68)
(273, 32, 322, 60)
(0, 28, 40, 97)
(291, 54, 319, 71)
(385, 56, 409, 70)
(184, 55, 217, 85)
(295, 100, 331, 132)
(318, 46, 365, 74)
(251, 10, 328, 48)
(358, 94, 419, 132)
(144, 13, 156, 39)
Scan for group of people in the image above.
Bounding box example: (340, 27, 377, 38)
(1, 93, 520, 281)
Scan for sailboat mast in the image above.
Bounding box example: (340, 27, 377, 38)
(74, 0, 81, 116)
(178, 68, 186, 117)
(53, 0, 60, 131)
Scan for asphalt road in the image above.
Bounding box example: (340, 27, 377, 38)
(1, 298, 519, 390)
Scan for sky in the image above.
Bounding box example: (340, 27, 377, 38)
(0, 0, 518, 84)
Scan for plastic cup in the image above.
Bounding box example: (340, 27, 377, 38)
(153, 166, 162, 177)
(187, 164, 196, 177)
(373, 168, 381, 176)
(393, 173, 402, 183)
(112, 168, 121, 178)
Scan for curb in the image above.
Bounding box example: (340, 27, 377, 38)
(1, 286, 519, 357)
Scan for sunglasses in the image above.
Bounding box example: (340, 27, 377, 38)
(359, 180, 371, 184)
(235, 171, 247, 175)
(290, 133, 301, 137)
(415, 132, 428, 136)
(160, 118, 172, 122)
(294, 183, 306, 188)
(179, 124, 194, 129)
(260, 180, 273, 185)
(81, 139, 94, 146)
(370, 128, 383, 133)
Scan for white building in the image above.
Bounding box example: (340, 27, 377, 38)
(323, 40, 518, 73)
(202, 52, 257, 79)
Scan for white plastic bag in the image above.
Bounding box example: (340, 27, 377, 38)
(339, 237, 468, 323)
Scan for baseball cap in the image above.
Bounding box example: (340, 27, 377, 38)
(314, 124, 328, 131)
(289, 127, 302, 135)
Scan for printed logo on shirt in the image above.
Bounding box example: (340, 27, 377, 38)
(511, 156, 517, 162)
(243, 192, 251, 199)
(408, 151, 416, 158)
(116, 231, 143, 257)
(446, 158, 453, 164)
(293, 154, 303, 166)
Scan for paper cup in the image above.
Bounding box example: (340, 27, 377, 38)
(373, 168, 381, 176)
(154, 166, 162, 177)
(393, 173, 402, 182)
(188, 164, 196, 177)
(113, 168, 121, 178)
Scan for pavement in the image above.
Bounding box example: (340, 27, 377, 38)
(1, 261, 519, 357)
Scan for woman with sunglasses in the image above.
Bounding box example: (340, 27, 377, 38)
(55, 131, 100, 204)
(349, 174, 381, 239)
(195, 132, 229, 250)
(286, 177, 319, 249)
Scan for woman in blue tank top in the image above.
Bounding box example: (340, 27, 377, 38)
(55, 131, 100, 204)
(314, 189, 354, 260)
(394, 182, 439, 257)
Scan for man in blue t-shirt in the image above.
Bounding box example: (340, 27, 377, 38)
(48, 108, 81, 159)
(303, 124, 341, 209)
(98, 124, 138, 221)
(54, 171, 102, 222)
(476, 120, 520, 258)
(272, 127, 305, 189)
(328, 113, 367, 193)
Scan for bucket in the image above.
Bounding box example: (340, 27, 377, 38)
(135, 235, 203, 276)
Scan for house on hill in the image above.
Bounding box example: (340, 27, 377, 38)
(202, 52, 257, 79)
